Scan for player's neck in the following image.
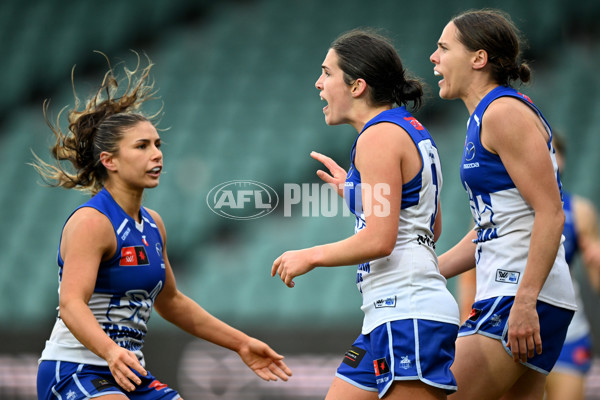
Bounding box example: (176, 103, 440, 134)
(103, 182, 144, 223)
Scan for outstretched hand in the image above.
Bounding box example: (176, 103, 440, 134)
(311, 151, 347, 197)
(238, 337, 293, 381)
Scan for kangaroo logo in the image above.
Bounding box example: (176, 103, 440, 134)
(106, 281, 163, 324)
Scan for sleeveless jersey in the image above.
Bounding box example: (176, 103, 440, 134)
(460, 85, 576, 310)
(39, 188, 166, 367)
(345, 107, 459, 334)
(562, 191, 590, 340)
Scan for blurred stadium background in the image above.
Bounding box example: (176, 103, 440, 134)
(1, 0, 600, 398)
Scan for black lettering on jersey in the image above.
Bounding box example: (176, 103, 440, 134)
(342, 346, 366, 369)
(92, 378, 117, 391)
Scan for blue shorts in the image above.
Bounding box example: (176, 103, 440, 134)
(37, 360, 181, 400)
(554, 333, 593, 375)
(336, 319, 458, 398)
(459, 296, 574, 374)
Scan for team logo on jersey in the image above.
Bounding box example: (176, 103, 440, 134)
(495, 269, 520, 284)
(120, 246, 150, 266)
(465, 142, 476, 161)
(374, 296, 396, 308)
(342, 346, 366, 368)
(373, 358, 390, 376)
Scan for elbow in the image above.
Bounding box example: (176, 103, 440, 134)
(373, 238, 396, 259)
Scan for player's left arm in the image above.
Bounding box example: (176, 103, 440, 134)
(482, 97, 564, 362)
(147, 209, 292, 381)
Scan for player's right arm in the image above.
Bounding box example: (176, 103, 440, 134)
(438, 229, 477, 279)
(58, 207, 147, 391)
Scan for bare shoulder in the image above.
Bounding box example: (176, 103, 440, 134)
(482, 96, 545, 153)
(357, 122, 412, 153)
(62, 206, 116, 257)
(483, 96, 534, 125)
(64, 207, 113, 237)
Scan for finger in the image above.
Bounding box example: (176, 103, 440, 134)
(260, 346, 285, 361)
(534, 332, 543, 355)
(115, 368, 139, 392)
(252, 368, 270, 381)
(518, 336, 529, 363)
(316, 169, 334, 183)
(284, 274, 294, 288)
(271, 257, 281, 277)
(310, 151, 328, 163)
(526, 334, 536, 359)
(506, 336, 520, 363)
(311, 151, 338, 172)
(273, 359, 293, 378)
(126, 352, 148, 377)
(268, 362, 290, 381)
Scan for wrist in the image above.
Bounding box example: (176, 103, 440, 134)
(514, 290, 538, 307)
(309, 246, 323, 268)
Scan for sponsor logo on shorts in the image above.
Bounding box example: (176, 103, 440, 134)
(468, 308, 482, 322)
(149, 380, 170, 391)
(574, 346, 591, 365)
(342, 346, 366, 368)
(400, 355, 411, 370)
(373, 358, 390, 376)
(92, 378, 116, 392)
(495, 269, 520, 284)
(374, 296, 397, 308)
(491, 314, 502, 327)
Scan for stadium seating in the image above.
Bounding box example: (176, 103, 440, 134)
(0, 0, 599, 332)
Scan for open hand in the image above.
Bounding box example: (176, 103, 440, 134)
(238, 338, 293, 381)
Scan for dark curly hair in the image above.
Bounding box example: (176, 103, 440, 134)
(32, 51, 159, 195)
